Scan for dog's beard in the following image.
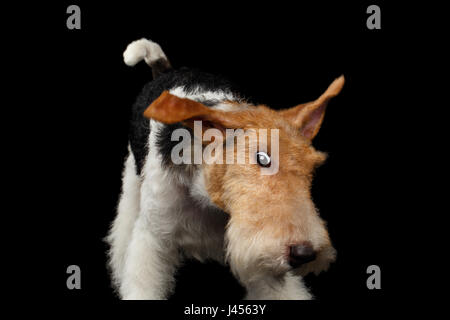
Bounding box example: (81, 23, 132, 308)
(225, 219, 291, 284)
(225, 215, 336, 283)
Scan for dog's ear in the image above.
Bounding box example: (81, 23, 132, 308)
(279, 76, 345, 140)
(144, 91, 210, 124)
(143, 91, 241, 133)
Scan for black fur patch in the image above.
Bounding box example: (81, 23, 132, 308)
(150, 58, 172, 79)
(129, 68, 243, 174)
(155, 122, 188, 169)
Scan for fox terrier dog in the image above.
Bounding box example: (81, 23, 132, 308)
(106, 38, 344, 300)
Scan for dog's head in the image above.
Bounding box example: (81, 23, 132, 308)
(144, 76, 344, 282)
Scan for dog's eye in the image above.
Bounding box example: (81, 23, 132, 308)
(256, 152, 271, 167)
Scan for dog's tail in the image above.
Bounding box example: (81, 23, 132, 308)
(123, 38, 172, 78)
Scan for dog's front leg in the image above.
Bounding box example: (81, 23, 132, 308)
(120, 214, 179, 300)
(243, 273, 312, 300)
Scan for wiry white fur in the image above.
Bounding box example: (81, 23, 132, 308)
(170, 86, 248, 114)
(106, 150, 141, 289)
(107, 86, 315, 300)
(123, 38, 168, 67)
(169, 86, 237, 103)
(245, 273, 312, 300)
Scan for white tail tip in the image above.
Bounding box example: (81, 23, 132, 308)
(123, 38, 167, 67)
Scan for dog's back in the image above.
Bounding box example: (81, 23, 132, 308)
(129, 66, 243, 175)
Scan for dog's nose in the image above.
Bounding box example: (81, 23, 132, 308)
(288, 243, 316, 268)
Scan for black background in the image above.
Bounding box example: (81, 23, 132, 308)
(14, 0, 409, 315)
